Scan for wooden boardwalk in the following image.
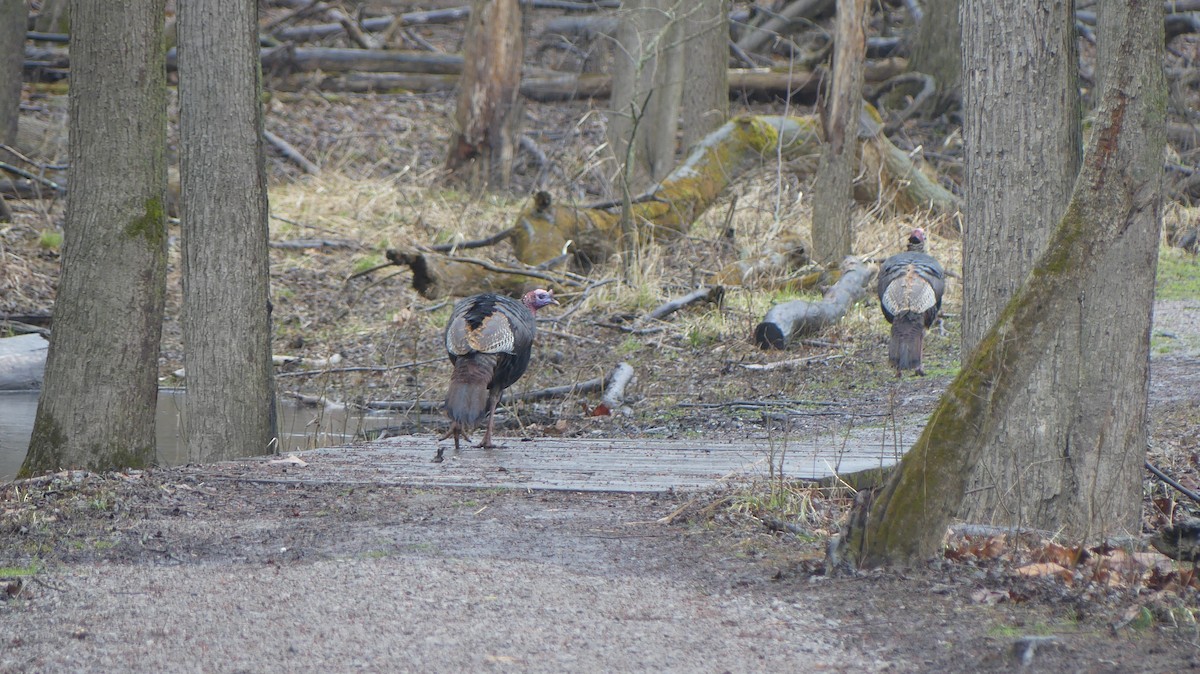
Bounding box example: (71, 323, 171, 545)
(228, 423, 924, 493)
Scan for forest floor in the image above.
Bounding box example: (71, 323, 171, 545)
(3, 2, 1200, 671)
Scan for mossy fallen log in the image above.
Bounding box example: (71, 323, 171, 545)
(511, 111, 960, 269)
(753, 256, 875, 349)
(511, 115, 823, 267)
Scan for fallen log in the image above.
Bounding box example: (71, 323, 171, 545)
(293, 61, 907, 102)
(271, 7, 472, 43)
(509, 111, 958, 269)
(753, 256, 875, 350)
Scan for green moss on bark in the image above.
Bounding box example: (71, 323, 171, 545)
(124, 197, 166, 249)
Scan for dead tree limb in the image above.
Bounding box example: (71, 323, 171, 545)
(754, 256, 875, 349)
(642, 286, 725, 323)
(263, 129, 320, 174)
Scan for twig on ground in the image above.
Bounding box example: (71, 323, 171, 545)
(640, 286, 724, 324)
(1146, 459, 1200, 504)
(263, 129, 320, 174)
(740, 354, 843, 370)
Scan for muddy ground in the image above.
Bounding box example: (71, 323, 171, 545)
(4, 2, 1200, 671)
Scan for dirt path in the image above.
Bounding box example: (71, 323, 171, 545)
(3, 471, 1199, 673)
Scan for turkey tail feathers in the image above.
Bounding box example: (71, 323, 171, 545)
(445, 354, 496, 429)
(889, 311, 925, 374)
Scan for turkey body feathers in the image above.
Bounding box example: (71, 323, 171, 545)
(878, 241, 945, 376)
(438, 291, 548, 462)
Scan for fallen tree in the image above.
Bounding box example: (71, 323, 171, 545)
(508, 111, 959, 268)
(753, 257, 875, 349)
(383, 111, 957, 296)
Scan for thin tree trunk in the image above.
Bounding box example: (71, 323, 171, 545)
(0, 0, 23, 221)
(178, 0, 277, 464)
(906, 0, 961, 114)
(609, 0, 685, 190)
(21, 0, 167, 477)
(810, 0, 867, 266)
(0, 0, 24, 147)
(958, 0, 1084, 530)
(679, 0, 728, 152)
(445, 0, 524, 191)
(837, 0, 1164, 567)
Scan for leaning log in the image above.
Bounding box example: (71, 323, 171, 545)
(753, 256, 875, 349)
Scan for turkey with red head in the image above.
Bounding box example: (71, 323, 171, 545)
(436, 288, 558, 462)
(877, 228, 945, 376)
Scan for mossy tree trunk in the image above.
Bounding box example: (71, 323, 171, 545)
(21, 0, 167, 477)
(811, 0, 867, 266)
(837, 0, 1165, 566)
(957, 0, 1085, 530)
(178, 0, 277, 463)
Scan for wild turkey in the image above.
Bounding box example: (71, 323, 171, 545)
(877, 228, 945, 376)
(436, 288, 558, 462)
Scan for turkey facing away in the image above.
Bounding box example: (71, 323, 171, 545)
(437, 288, 558, 462)
(877, 228, 945, 376)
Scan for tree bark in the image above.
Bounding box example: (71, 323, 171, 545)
(906, 0, 961, 115)
(958, 0, 1086, 530)
(609, 0, 686, 190)
(837, 0, 1164, 566)
(961, 0, 1081, 355)
(21, 0, 167, 477)
(811, 0, 867, 266)
(679, 0, 729, 152)
(0, 0, 24, 147)
(178, 0, 277, 463)
(0, 0, 23, 222)
(444, 0, 525, 191)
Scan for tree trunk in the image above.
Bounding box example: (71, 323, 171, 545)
(178, 0, 277, 464)
(609, 0, 686, 190)
(906, 0, 961, 115)
(0, 0, 23, 222)
(961, 0, 1081, 355)
(958, 0, 1085, 530)
(837, 0, 1164, 566)
(679, 0, 729, 152)
(810, 0, 867, 266)
(0, 0, 23, 146)
(21, 0, 167, 477)
(444, 0, 525, 191)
